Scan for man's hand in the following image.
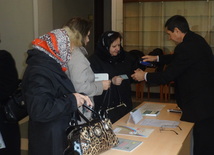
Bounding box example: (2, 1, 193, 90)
(131, 69, 146, 82)
(142, 55, 158, 62)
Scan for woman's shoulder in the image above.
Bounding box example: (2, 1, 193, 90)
(0, 50, 12, 59)
(71, 47, 88, 58)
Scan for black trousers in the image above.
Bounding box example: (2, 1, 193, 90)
(0, 108, 21, 155)
(193, 117, 214, 155)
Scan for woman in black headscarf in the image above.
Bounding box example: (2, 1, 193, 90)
(89, 31, 136, 123)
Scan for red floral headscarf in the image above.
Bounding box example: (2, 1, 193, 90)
(32, 29, 71, 71)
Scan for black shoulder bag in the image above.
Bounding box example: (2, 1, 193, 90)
(99, 87, 127, 123)
(4, 82, 28, 122)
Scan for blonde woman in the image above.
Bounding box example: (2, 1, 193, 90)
(64, 17, 111, 120)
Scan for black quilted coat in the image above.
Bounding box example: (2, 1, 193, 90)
(22, 49, 78, 155)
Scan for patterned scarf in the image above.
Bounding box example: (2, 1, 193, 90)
(32, 29, 71, 71)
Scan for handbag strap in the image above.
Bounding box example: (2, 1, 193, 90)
(101, 85, 123, 108)
(102, 87, 111, 109)
(69, 104, 102, 126)
(99, 85, 126, 115)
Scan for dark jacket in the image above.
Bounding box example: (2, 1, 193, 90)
(147, 31, 214, 122)
(0, 50, 20, 155)
(0, 50, 19, 121)
(89, 47, 136, 123)
(22, 49, 78, 155)
(0, 50, 18, 104)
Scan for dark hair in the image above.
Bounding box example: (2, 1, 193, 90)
(101, 31, 122, 51)
(148, 48, 163, 56)
(64, 17, 92, 44)
(165, 15, 190, 33)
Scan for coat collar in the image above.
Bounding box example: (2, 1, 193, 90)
(26, 49, 67, 77)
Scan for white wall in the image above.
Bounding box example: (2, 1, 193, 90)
(37, 0, 53, 36)
(0, 0, 34, 78)
(52, 0, 94, 56)
(0, 0, 53, 78)
(0, 0, 94, 78)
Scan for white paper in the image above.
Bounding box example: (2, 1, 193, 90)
(139, 119, 179, 127)
(94, 73, 109, 81)
(119, 74, 129, 79)
(0, 132, 6, 149)
(128, 109, 143, 124)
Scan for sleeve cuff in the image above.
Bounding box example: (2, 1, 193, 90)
(157, 56, 159, 62)
(144, 72, 148, 81)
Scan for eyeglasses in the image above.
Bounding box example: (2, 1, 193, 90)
(159, 125, 182, 135)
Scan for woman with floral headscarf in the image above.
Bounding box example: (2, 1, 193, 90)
(21, 28, 93, 155)
(89, 31, 136, 123)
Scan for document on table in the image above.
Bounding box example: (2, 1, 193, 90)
(114, 125, 154, 138)
(139, 103, 166, 116)
(0, 132, 6, 149)
(112, 138, 143, 152)
(140, 103, 166, 111)
(139, 119, 180, 127)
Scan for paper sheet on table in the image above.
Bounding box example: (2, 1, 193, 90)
(114, 126, 154, 138)
(139, 119, 179, 127)
(0, 132, 6, 149)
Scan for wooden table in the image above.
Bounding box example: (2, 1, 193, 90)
(101, 101, 194, 155)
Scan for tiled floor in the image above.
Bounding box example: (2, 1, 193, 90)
(19, 92, 176, 154)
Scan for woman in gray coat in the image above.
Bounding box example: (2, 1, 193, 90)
(64, 18, 111, 120)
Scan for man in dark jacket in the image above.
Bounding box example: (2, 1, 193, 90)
(0, 50, 20, 155)
(132, 15, 214, 155)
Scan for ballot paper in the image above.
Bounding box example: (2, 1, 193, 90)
(94, 73, 109, 81)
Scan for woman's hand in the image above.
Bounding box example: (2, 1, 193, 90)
(102, 80, 111, 90)
(73, 93, 93, 108)
(112, 76, 123, 85)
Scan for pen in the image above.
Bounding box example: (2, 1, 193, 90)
(118, 126, 147, 137)
(167, 109, 182, 113)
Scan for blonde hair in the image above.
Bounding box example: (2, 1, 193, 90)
(63, 17, 92, 46)
(63, 26, 82, 47)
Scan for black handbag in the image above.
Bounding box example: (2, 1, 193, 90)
(100, 87, 127, 123)
(63, 104, 119, 155)
(4, 82, 28, 122)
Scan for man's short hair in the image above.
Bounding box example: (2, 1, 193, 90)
(165, 15, 190, 33)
